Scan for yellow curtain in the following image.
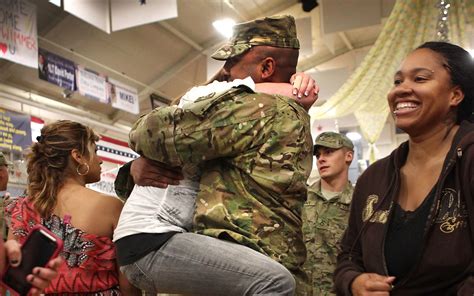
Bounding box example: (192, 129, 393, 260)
(309, 0, 473, 162)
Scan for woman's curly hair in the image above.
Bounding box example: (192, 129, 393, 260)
(27, 120, 98, 217)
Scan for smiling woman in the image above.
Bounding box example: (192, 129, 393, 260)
(388, 43, 472, 136)
(334, 42, 474, 296)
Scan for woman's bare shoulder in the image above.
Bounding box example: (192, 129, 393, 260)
(82, 188, 123, 208)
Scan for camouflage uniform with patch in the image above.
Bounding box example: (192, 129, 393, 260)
(122, 15, 313, 295)
(302, 180, 353, 295)
(129, 85, 313, 294)
(302, 132, 355, 295)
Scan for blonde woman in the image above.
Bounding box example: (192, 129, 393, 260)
(5, 120, 139, 295)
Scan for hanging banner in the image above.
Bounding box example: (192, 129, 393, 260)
(0, 0, 38, 68)
(38, 48, 76, 91)
(96, 135, 138, 165)
(111, 0, 177, 32)
(64, 0, 111, 33)
(76, 66, 109, 103)
(0, 108, 32, 152)
(108, 78, 139, 114)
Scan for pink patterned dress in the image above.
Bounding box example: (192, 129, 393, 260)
(5, 196, 121, 295)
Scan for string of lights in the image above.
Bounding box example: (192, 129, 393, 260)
(435, 0, 451, 41)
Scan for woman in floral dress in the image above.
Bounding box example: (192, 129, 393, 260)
(6, 120, 139, 295)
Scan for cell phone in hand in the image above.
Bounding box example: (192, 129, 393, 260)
(0, 225, 63, 296)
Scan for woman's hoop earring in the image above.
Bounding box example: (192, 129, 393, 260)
(76, 163, 90, 176)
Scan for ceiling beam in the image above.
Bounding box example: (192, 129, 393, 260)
(111, 1, 302, 123)
(134, 0, 301, 103)
(137, 37, 222, 99)
(109, 37, 223, 123)
(159, 21, 204, 52)
(224, 0, 252, 20)
(297, 41, 375, 72)
(338, 32, 354, 51)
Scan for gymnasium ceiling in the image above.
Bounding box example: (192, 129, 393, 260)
(0, 0, 396, 140)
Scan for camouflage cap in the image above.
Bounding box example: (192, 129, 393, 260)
(314, 132, 354, 153)
(0, 152, 11, 167)
(211, 15, 300, 61)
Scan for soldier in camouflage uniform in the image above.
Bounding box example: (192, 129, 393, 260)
(115, 15, 317, 295)
(302, 132, 354, 295)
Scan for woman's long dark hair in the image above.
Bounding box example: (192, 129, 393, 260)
(417, 41, 474, 123)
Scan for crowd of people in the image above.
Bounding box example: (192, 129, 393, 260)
(0, 14, 473, 296)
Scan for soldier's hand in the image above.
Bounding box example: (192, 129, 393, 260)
(351, 273, 395, 296)
(130, 157, 184, 188)
(290, 72, 320, 99)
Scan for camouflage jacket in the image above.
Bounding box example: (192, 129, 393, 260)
(302, 179, 353, 296)
(127, 86, 313, 290)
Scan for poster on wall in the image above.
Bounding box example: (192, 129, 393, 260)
(76, 65, 109, 103)
(0, 108, 32, 153)
(108, 78, 139, 114)
(0, 0, 38, 68)
(38, 48, 76, 91)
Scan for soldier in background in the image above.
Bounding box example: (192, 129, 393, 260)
(302, 132, 354, 295)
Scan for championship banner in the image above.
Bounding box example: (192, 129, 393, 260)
(96, 135, 138, 165)
(76, 65, 109, 103)
(108, 78, 139, 114)
(0, 108, 32, 152)
(0, 0, 38, 68)
(38, 48, 75, 91)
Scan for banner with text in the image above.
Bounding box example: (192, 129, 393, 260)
(76, 66, 109, 103)
(0, 0, 38, 68)
(38, 48, 75, 91)
(0, 108, 32, 152)
(108, 78, 139, 114)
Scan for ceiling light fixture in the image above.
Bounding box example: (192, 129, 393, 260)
(346, 132, 362, 141)
(213, 18, 235, 38)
